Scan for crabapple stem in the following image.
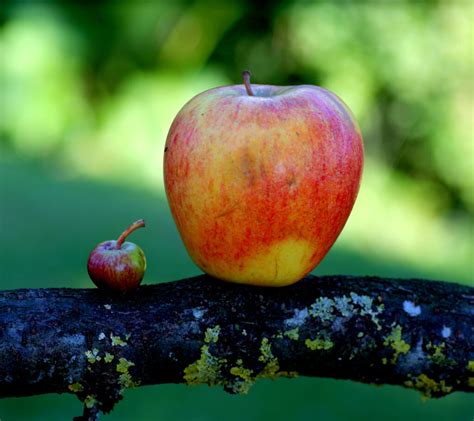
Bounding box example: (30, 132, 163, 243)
(116, 219, 145, 249)
(242, 70, 254, 96)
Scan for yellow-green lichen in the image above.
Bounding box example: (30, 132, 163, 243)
(467, 361, 474, 387)
(85, 348, 101, 364)
(84, 395, 97, 409)
(257, 338, 280, 378)
(258, 337, 272, 361)
(278, 370, 298, 378)
(184, 325, 226, 386)
(230, 359, 253, 379)
(229, 359, 255, 394)
(183, 344, 226, 386)
(284, 328, 300, 340)
(184, 330, 297, 393)
(426, 342, 454, 366)
(229, 339, 297, 393)
(114, 357, 139, 391)
(429, 342, 445, 362)
(68, 382, 83, 393)
(204, 325, 221, 344)
(305, 337, 334, 351)
(116, 357, 135, 373)
(110, 334, 128, 347)
(383, 325, 410, 364)
(104, 352, 114, 363)
(118, 372, 140, 389)
(257, 338, 298, 380)
(404, 374, 452, 398)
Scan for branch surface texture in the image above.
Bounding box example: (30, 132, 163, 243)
(1, 275, 473, 415)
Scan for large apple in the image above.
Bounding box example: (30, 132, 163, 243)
(164, 72, 363, 287)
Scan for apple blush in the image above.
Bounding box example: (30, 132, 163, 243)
(164, 71, 364, 287)
(87, 219, 147, 293)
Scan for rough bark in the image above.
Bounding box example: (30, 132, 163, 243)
(1, 275, 473, 416)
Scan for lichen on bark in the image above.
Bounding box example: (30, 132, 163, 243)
(0, 274, 472, 415)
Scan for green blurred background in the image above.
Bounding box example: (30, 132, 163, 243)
(0, 0, 472, 419)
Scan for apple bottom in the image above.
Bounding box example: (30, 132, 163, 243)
(189, 237, 324, 287)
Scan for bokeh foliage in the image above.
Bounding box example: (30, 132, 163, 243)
(0, 0, 472, 420)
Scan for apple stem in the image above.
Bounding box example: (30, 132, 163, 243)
(242, 70, 254, 96)
(116, 219, 145, 249)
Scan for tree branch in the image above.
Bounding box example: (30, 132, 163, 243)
(1, 275, 473, 416)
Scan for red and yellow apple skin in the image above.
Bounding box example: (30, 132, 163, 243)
(87, 219, 146, 293)
(87, 241, 146, 293)
(164, 83, 363, 287)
